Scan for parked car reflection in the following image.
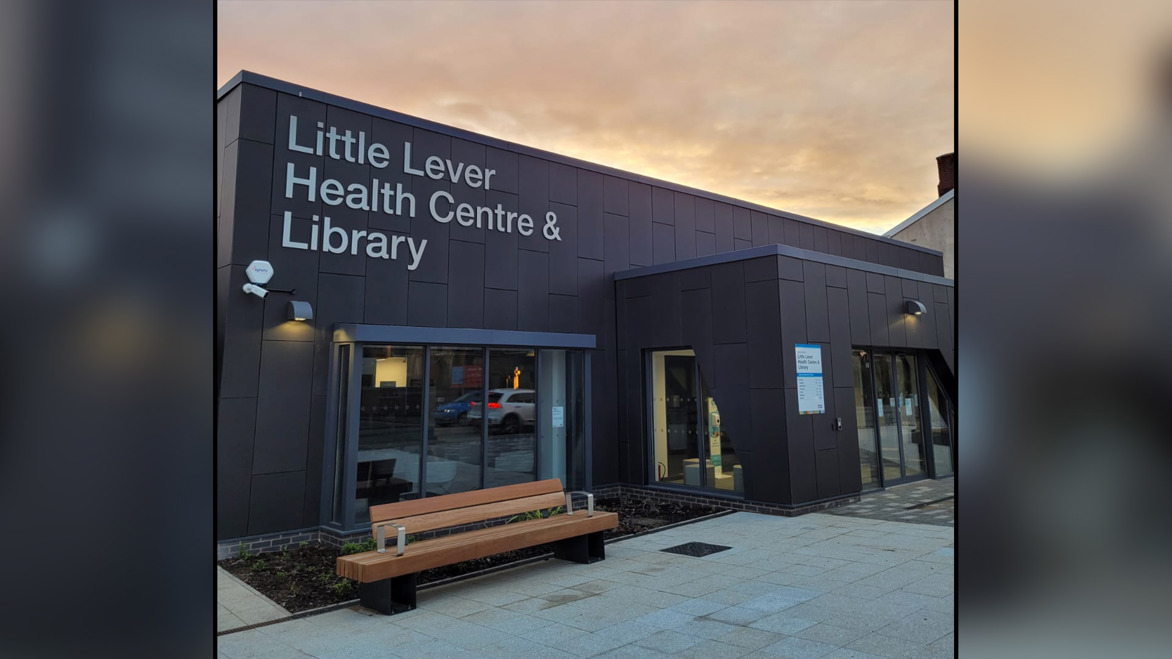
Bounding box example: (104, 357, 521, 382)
(468, 388, 536, 434)
(433, 391, 481, 426)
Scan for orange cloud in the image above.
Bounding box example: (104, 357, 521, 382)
(219, 0, 954, 234)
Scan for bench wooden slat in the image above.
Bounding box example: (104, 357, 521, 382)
(368, 478, 564, 523)
(338, 510, 618, 582)
(371, 491, 567, 537)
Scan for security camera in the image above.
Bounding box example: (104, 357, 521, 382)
(242, 283, 269, 299)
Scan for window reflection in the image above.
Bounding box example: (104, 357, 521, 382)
(426, 347, 484, 495)
(356, 346, 425, 524)
(480, 349, 536, 487)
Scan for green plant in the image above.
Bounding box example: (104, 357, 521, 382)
(275, 570, 288, 579)
(237, 544, 252, 560)
(332, 579, 356, 598)
(340, 537, 378, 555)
(251, 559, 267, 570)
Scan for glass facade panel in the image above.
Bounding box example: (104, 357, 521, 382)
(356, 346, 424, 524)
(896, 354, 927, 477)
(926, 367, 954, 477)
(332, 342, 588, 530)
(649, 350, 699, 486)
(482, 349, 536, 487)
(853, 350, 881, 489)
(426, 347, 485, 495)
(331, 345, 351, 525)
(538, 350, 586, 488)
(873, 354, 902, 482)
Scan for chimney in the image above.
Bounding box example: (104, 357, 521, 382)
(936, 152, 956, 197)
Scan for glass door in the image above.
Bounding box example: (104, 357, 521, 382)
(873, 354, 904, 483)
(854, 350, 948, 488)
(853, 350, 881, 490)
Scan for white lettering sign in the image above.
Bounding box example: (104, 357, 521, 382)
(275, 115, 563, 270)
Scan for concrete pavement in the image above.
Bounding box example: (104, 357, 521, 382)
(218, 511, 954, 658)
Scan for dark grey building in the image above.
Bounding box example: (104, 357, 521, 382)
(217, 72, 955, 548)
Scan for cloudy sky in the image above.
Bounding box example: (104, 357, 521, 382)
(218, 0, 953, 234)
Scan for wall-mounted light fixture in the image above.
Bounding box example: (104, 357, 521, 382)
(905, 300, 927, 316)
(287, 300, 313, 322)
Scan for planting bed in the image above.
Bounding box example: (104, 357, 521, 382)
(218, 492, 726, 613)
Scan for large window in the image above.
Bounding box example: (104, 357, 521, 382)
(328, 342, 589, 530)
(648, 349, 742, 495)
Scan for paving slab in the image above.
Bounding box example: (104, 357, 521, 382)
(825, 479, 955, 527)
(217, 566, 292, 633)
(218, 511, 953, 658)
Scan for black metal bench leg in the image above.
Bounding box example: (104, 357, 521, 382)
(359, 573, 417, 615)
(553, 531, 606, 564)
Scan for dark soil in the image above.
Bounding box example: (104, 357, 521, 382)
(218, 493, 726, 614)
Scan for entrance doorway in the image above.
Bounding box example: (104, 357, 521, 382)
(853, 349, 954, 490)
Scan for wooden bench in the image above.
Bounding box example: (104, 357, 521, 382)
(336, 478, 618, 614)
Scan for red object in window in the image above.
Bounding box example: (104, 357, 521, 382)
(487, 402, 502, 409)
(469, 401, 478, 406)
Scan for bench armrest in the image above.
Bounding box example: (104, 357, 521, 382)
(375, 523, 406, 555)
(564, 491, 595, 517)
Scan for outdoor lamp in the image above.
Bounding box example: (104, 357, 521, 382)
(904, 300, 927, 316)
(287, 300, 313, 322)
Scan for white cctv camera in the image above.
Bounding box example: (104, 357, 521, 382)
(242, 283, 269, 298)
(243, 260, 273, 299)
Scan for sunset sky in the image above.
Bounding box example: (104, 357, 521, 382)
(218, 0, 954, 235)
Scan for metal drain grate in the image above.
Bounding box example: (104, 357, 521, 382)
(660, 542, 732, 557)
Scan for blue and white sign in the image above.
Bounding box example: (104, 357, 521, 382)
(795, 344, 825, 415)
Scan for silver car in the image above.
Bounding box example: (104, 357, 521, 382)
(467, 388, 536, 434)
